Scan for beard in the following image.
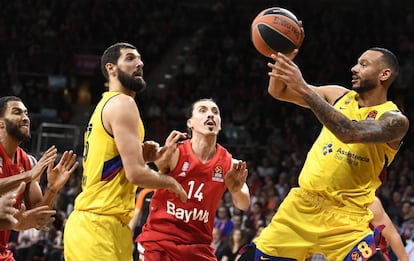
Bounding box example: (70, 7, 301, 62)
(352, 77, 377, 93)
(5, 119, 31, 142)
(117, 68, 146, 93)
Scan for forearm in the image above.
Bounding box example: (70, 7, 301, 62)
(39, 186, 58, 209)
(127, 165, 175, 190)
(230, 184, 250, 211)
(302, 90, 356, 142)
(0, 219, 14, 231)
(387, 233, 409, 261)
(268, 76, 288, 100)
(0, 172, 31, 193)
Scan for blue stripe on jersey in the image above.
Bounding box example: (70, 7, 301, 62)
(101, 155, 123, 181)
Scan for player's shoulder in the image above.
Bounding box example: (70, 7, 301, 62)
(313, 85, 349, 104)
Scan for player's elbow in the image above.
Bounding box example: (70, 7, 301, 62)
(124, 165, 149, 185)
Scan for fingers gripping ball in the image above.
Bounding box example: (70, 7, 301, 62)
(251, 7, 302, 57)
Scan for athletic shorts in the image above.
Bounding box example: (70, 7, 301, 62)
(253, 188, 376, 261)
(64, 210, 133, 261)
(137, 240, 216, 261)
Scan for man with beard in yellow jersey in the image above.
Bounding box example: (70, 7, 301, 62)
(64, 42, 187, 261)
(238, 48, 409, 261)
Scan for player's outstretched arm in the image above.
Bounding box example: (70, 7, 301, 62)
(267, 52, 348, 108)
(225, 159, 250, 210)
(106, 94, 187, 202)
(370, 197, 409, 261)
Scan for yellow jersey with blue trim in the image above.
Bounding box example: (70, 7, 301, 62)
(74, 91, 145, 224)
(299, 90, 399, 209)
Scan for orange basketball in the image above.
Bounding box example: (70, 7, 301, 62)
(251, 7, 302, 57)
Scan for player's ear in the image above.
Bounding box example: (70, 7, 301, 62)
(380, 68, 391, 81)
(0, 119, 5, 129)
(106, 63, 116, 77)
(186, 119, 192, 129)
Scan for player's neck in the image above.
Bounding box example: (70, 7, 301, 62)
(190, 137, 217, 163)
(0, 137, 19, 160)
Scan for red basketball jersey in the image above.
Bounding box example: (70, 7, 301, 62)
(0, 144, 31, 253)
(138, 140, 232, 245)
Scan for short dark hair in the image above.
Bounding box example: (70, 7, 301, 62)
(100, 42, 137, 80)
(186, 98, 217, 119)
(369, 47, 399, 81)
(0, 96, 22, 117)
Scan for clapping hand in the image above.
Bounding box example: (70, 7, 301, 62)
(30, 146, 57, 181)
(46, 150, 79, 192)
(13, 204, 56, 231)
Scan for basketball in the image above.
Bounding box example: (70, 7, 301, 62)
(251, 7, 302, 57)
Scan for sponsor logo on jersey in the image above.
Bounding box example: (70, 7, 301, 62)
(166, 200, 209, 223)
(178, 161, 190, 177)
(212, 165, 224, 182)
(322, 143, 333, 155)
(366, 110, 378, 120)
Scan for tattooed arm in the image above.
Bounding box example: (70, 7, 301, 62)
(302, 91, 409, 146)
(268, 52, 409, 146)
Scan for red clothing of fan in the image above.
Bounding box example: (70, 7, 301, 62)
(0, 144, 31, 260)
(137, 140, 232, 259)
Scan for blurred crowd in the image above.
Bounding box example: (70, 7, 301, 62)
(0, 0, 413, 260)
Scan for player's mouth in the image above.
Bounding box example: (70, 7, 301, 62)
(204, 120, 216, 126)
(351, 75, 359, 84)
(133, 70, 143, 78)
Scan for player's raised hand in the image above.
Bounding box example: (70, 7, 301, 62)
(268, 52, 308, 93)
(155, 131, 188, 172)
(225, 160, 248, 194)
(47, 150, 79, 192)
(30, 146, 57, 181)
(142, 141, 163, 162)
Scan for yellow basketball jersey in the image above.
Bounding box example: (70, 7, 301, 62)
(299, 90, 399, 208)
(74, 91, 145, 224)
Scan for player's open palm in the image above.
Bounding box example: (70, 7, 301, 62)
(13, 204, 56, 231)
(30, 146, 57, 181)
(47, 150, 79, 191)
(225, 160, 248, 193)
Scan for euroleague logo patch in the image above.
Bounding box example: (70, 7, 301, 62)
(366, 110, 378, 120)
(212, 165, 224, 182)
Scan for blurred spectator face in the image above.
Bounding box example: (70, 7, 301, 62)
(217, 206, 229, 219)
(232, 215, 242, 228)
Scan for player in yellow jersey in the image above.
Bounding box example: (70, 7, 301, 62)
(64, 42, 187, 261)
(239, 47, 409, 261)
